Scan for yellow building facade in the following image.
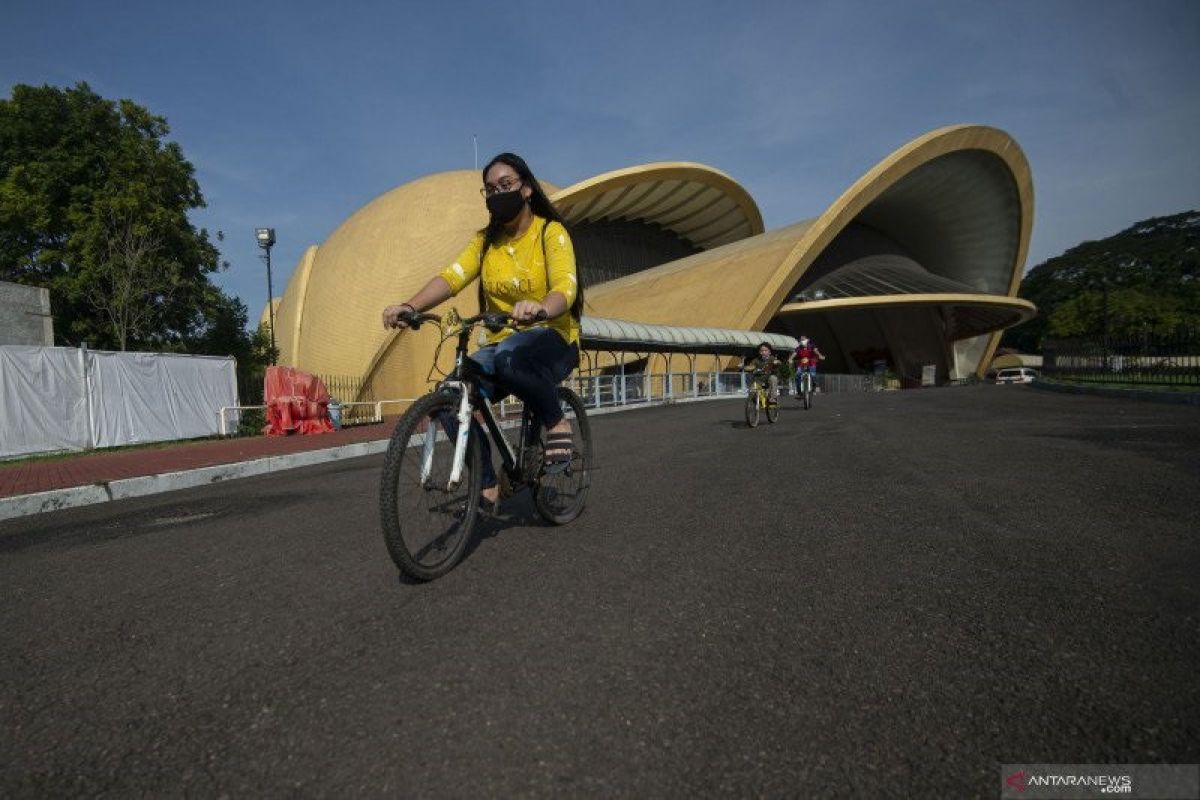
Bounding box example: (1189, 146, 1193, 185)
(266, 124, 1035, 401)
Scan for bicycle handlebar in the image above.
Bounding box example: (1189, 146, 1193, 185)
(398, 310, 442, 330)
(399, 308, 548, 332)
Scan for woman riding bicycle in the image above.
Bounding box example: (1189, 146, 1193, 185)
(382, 152, 582, 508)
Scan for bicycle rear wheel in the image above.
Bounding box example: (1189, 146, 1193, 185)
(745, 393, 760, 428)
(379, 391, 482, 581)
(534, 387, 592, 525)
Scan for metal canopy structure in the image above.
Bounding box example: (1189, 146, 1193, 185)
(778, 293, 1036, 342)
(581, 316, 797, 356)
(554, 163, 764, 251)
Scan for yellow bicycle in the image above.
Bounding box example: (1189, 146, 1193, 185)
(744, 372, 780, 428)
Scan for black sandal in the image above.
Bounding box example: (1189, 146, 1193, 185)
(541, 431, 574, 475)
(478, 488, 502, 517)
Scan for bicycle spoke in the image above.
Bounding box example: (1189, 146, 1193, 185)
(380, 393, 480, 580)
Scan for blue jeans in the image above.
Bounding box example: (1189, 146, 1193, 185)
(444, 328, 578, 489)
(796, 365, 817, 393)
(469, 328, 579, 425)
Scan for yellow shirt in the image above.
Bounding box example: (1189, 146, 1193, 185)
(439, 215, 580, 346)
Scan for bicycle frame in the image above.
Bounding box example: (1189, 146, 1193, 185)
(748, 374, 775, 408)
(428, 314, 540, 492)
(382, 307, 591, 581)
(750, 381, 769, 408)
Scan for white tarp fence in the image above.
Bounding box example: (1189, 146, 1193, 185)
(0, 346, 89, 457)
(0, 345, 237, 459)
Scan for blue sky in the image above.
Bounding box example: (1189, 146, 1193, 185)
(3, 0, 1198, 323)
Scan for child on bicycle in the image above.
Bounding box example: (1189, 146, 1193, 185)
(793, 335, 825, 395)
(382, 153, 582, 507)
(743, 342, 783, 401)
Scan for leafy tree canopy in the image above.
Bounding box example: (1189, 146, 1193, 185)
(0, 82, 238, 352)
(1003, 211, 1200, 351)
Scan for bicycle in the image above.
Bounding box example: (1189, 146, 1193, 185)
(379, 308, 592, 581)
(796, 367, 815, 410)
(744, 371, 780, 427)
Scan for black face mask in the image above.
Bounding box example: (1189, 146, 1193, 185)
(486, 189, 526, 222)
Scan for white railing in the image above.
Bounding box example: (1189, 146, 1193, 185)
(217, 398, 418, 436)
(218, 372, 882, 435)
(499, 371, 877, 416)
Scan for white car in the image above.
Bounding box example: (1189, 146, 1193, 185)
(995, 367, 1037, 385)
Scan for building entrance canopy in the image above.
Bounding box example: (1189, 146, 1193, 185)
(778, 294, 1035, 342)
(581, 316, 797, 356)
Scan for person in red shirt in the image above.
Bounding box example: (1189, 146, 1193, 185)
(793, 336, 825, 395)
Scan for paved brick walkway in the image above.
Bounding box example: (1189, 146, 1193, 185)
(0, 422, 398, 499)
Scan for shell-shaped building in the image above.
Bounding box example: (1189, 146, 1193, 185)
(267, 124, 1034, 400)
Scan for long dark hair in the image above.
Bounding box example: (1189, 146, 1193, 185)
(478, 152, 584, 319)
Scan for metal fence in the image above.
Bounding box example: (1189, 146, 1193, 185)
(317, 373, 380, 425)
(1043, 330, 1200, 387)
(219, 370, 881, 437)
(500, 371, 877, 416)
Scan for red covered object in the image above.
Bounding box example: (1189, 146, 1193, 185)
(262, 366, 335, 436)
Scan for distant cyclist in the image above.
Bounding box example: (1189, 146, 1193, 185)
(743, 342, 783, 401)
(793, 335, 825, 395)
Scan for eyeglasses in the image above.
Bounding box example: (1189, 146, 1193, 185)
(480, 177, 522, 197)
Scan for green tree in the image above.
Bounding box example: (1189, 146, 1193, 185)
(185, 288, 274, 404)
(1047, 287, 1194, 339)
(1003, 211, 1200, 350)
(0, 81, 222, 349)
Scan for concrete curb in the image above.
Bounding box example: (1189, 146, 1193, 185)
(0, 440, 391, 523)
(1031, 379, 1200, 407)
(0, 397, 753, 523)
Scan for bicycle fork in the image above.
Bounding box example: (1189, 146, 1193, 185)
(418, 383, 473, 492)
(446, 385, 472, 491)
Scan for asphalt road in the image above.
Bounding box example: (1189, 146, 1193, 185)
(2, 386, 1197, 797)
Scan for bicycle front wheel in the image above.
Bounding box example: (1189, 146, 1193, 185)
(745, 394, 760, 428)
(379, 391, 482, 581)
(534, 387, 592, 525)
(767, 397, 780, 423)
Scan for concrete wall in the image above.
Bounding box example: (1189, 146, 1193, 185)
(0, 281, 54, 346)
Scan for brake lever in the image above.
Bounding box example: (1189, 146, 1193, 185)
(487, 309, 548, 333)
(483, 313, 510, 334)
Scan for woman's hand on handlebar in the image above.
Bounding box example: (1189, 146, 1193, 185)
(383, 303, 416, 329)
(510, 300, 549, 325)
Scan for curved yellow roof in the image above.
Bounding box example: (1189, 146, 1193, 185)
(587, 125, 1033, 375)
(267, 170, 558, 400)
(746, 124, 1032, 332)
(552, 162, 764, 250)
(258, 297, 282, 330)
(266, 124, 1034, 400)
(271, 245, 318, 359)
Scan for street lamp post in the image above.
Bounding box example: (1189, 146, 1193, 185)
(255, 227, 277, 365)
